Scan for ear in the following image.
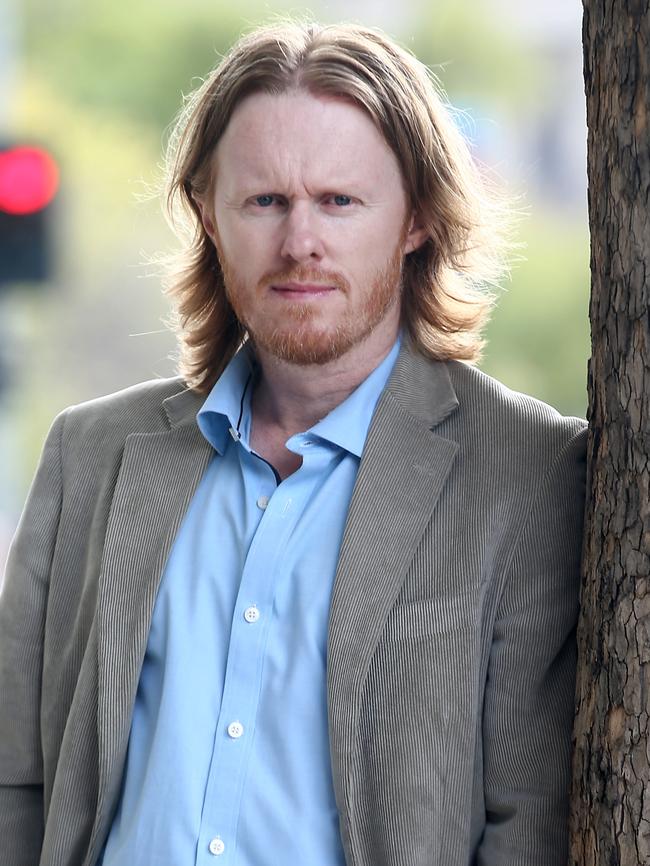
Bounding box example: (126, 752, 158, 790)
(402, 212, 429, 255)
(192, 193, 217, 245)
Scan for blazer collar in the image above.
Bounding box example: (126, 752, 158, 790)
(162, 383, 206, 429)
(384, 338, 460, 430)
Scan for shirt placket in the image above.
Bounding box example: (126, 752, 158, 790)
(195, 452, 306, 865)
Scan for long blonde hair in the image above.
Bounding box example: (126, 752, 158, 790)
(163, 20, 515, 392)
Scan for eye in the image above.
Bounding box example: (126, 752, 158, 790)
(331, 194, 352, 207)
(254, 194, 276, 207)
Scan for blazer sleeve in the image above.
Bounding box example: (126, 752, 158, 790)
(0, 411, 67, 866)
(476, 426, 587, 866)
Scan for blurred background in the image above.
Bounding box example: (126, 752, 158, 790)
(0, 0, 590, 576)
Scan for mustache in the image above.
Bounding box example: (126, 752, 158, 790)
(257, 265, 350, 293)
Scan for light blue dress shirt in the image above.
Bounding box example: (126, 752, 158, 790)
(100, 338, 400, 866)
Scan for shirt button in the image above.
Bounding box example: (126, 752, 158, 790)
(227, 721, 244, 739)
(209, 837, 225, 856)
(256, 495, 269, 509)
(244, 605, 260, 623)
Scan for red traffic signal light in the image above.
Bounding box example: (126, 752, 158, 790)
(0, 146, 59, 215)
(0, 144, 59, 284)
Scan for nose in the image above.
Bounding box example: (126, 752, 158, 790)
(280, 201, 325, 263)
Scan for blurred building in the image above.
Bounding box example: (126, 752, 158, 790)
(487, 0, 588, 210)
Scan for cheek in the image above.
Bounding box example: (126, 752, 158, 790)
(350, 211, 406, 250)
(348, 232, 401, 271)
(220, 219, 281, 262)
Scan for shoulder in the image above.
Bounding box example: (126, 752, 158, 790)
(427, 361, 588, 510)
(436, 363, 587, 554)
(389, 341, 585, 454)
(64, 376, 188, 426)
(445, 360, 586, 457)
(49, 376, 201, 459)
(386, 344, 587, 475)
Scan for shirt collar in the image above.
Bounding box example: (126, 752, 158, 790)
(197, 343, 257, 454)
(305, 337, 400, 457)
(196, 336, 401, 458)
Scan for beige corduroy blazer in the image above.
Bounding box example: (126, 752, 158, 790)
(0, 342, 587, 866)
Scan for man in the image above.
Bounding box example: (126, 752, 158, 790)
(0, 21, 586, 866)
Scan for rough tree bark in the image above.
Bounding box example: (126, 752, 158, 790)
(570, 2, 650, 865)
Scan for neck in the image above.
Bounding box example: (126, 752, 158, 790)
(251, 328, 399, 437)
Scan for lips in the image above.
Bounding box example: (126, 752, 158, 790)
(271, 282, 336, 295)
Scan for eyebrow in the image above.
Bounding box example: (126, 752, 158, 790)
(223, 178, 369, 198)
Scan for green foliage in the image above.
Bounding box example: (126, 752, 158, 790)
(21, 0, 262, 129)
(408, 0, 539, 110)
(482, 213, 590, 417)
(21, 0, 536, 133)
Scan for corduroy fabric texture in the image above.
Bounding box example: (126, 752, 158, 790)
(0, 342, 586, 866)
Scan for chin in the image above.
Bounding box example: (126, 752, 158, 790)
(251, 322, 364, 366)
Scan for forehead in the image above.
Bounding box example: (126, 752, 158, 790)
(214, 89, 404, 191)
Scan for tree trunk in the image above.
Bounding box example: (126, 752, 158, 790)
(570, 2, 650, 864)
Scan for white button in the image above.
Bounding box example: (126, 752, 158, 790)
(244, 605, 260, 623)
(209, 837, 225, 856)
(256, 495, 269, 509)
(227, 721, 244, 739)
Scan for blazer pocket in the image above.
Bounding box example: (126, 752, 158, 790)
(380, 592, 476, 641)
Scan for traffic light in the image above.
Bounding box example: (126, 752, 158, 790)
(0, 144, 59, 285)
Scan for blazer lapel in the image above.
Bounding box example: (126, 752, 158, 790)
(94, 388, 212, 836)
(327, 345, 460, 823)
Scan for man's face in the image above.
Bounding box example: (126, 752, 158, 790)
(203, 89, 425, 365)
